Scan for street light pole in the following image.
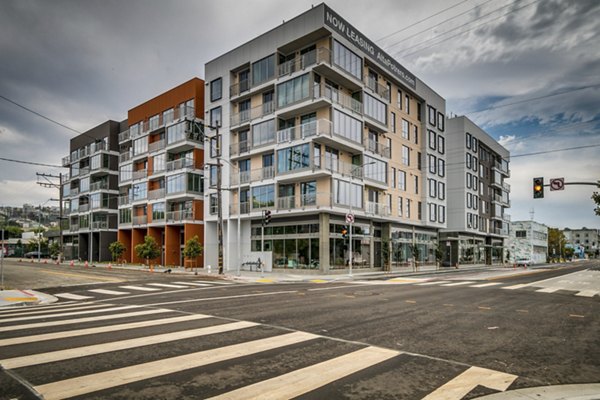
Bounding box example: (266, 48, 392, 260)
(349, 161, 375, 277)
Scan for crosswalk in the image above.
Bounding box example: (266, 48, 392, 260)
(0, 301, 518, 399)
(52, 279, 237, 301)
(352, 277, 600, 298)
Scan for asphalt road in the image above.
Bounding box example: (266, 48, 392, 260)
(0, 261, 598, 399)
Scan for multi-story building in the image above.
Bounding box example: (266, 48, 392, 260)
(61, 121, 122, 261)
(507, 220, 548, 264)
(204, 4, 447, 273)
(117, 78, 205, 267)
(440, 116, 510, 265)
(563, 227, 599, 258)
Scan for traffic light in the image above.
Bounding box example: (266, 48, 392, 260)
(263, 210, 272, 225)
(533, 177, 544, 199)
(341, 226, 348, 239)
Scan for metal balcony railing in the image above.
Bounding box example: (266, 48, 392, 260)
(132, 215, 147, 225)
(148, 188, 165, 200)
(166, 158, 195, 172)
(166, 210, 194, 222)
(148, 139, 165, 153)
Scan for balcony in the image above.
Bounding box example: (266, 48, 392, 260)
(166, 210, 196, 223)
(69, 225, 79, 232)
(229, 78, 250, 98)
(502, 181, 511, 192)
(148, 139, 165, 153)
(132, 169, 147, 181)
(78, 203, 90, 213)
(230, 101, 275, 128)
(165, 188, 202, 200)
(229, 192, 333, 216)
(278, 48, 318, 77)
(132, 215, 148, 225)
(91, 221, 109, 230)
(89, 180, 109, 192)
(118, 129, 130, 143)
(165, 126, 203, 153)
(366, 138, 391, 158)
(148, 188, 165, 200)
(366, 201, 391, 217)
(118, 195, 131, 206)
(69, 187, 80, 197)
(230, 166, 275, 186)
(312, 47, 364, 92)
(493, 161, 510, 177)
(119, 152, 132, 163)
(79, 167, 90, 176)
(62, 155, 71, 167)
(365, 77, 390, 101)
(493, 194, 511, 207)
(166, 157, 195, 172)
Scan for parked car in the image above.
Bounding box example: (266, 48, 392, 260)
(24, 251, 49, 259)
(515, 257, 532, 267)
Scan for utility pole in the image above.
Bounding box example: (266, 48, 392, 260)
(204, 122, 224, 274)
(36, 172, 64, 262)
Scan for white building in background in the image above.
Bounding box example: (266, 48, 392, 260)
(563, 227, 599, 258)
(507, 220, 548, 264)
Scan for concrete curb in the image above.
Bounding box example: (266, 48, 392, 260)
(476, 383, 600, 399)
(0, 289, 58, 308)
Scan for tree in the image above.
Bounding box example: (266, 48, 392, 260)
(381, 237, 391, 271)
(592, 191, 600, 216)
(409, 243, 420, 271)
(182, 235, 203, 269)
(0, 225, 23, 239)
(135, 236, 161, 267)
(49, 242, 60, 259)
(108, 241, 126, 263)
(434, 243, 444, 269)
(548, 228, 567, 261)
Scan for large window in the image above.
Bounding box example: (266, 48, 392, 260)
(210, 107, 222, 127)
(210, 78, 222, 102)
(188, 173, 203, 193)
(333, 179, 362, 209)
(402, 145, 410, 165)
(252, 119, 276, 146)
(277, 143, 310, 174)
(402, 119, 409, 140)
(133, 137, 147, 155)
(398, 170, 406, 191)
(364, 93, 387, 125)
(152, 202, 165, 221)
(153, 153, 165, 174)
(332, 40, 362, 80)
(252, 54, 275, 86)
(120, 164, 132, 182)
(252, 184, 275, 208)
(333, 109, 362, 143)
(166, 174, 185, 194)
(277, 73, 310, 108)
(364, 155, 387, 184)
(428, 105, 436, 126)
(133, 182, 147, 201)
(79, 177, 90, 193)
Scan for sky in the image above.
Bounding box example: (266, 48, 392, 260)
(0, 0, 598, 229)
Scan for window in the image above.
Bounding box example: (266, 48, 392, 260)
(391, 167, 396, 188)
(210, 78, 222, 102)
(333, 179, 362, 208)
(418, 201, 422, 221)
(332, 40, 362, 80)
(252, 119, 276, 146)
(277, 73, 310, 108)
(466, 172, 472, 189)
(153, 153, 165, 174)
(397, 196, 403, 217)
(391, 112, 396, 132)
(402, 145, 410, 165)
(405, 95, 410, 114)
(429, 179, 437, 198)
(417, 152, 422, 170)
(467, 192, 473, 208)
(429, 203, 437, 222)
(301, 181, 317, 205)
(428, 106, 436, 126)
(277, 143, 310, 173)
(438, 205, 445, 223)
(333, 109, 362, 143)
(149, 115, 159, 131)
(437, 112, 445, 131)
(79, 177, 90, 193)
(516, 230, 527, 238)
(188, 173, 203, 193)
(398, 170, 406, 191)
(364, 155, 387, 184)
(402, 119, 409, 140)
(466, 153, 472, 169)
(119, 208, 132, 224)
(438, 159, 445, 177)
(252, 54, 275, 86)
(429, 130, 436, 150)
(152, 202, 165, 221)
(364, 93, 387, 125)
(397, 90, 402, 110)
(166, 174, 185, 194)
(120, 164, 132, 182)
(133, 182, 147, 200)
(252, 184, 275, 208)
(414, 125, 418, 144)
(437, 135, 445, 154)
(438, 182, 445, 200)
(414, 175, 419, 194)
(133, 137, 147, 155)
(472, 137, 478, 153)
(428, 154, 437, 174)
(210, 106, 222, 127)
(406, 199, 411, 218)
(466, 132, 472, 149)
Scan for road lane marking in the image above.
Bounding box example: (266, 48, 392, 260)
(194, 280, 234, 285)
(119, 285, 161, 292)
(0, 314, 212, 347)
(405, 300, 417, 304)
(143, 290, 299, 307)
(443, 304, 454, 307)
(207, 346, 400, 400)
(416, 281, 452, 286)
(0, 305, 142, 324)
(536, 287, 560, 293)
(34, 331, 318, 400)
(88, 289, 130, 295)
(478, 306, 492, 310)
(308, 286, 354, 291)
(53, 293, 94, 300)
(1, 321, 258, 369)
(575, 290, 598, 297)
(516, 309, 529, 313)
(441, 281, 475, 287)
(501, 284, 529, 290)
(470, 282, 502, 288)
(172, 281, 211, 286)
(0, 303, 109, 319)
(569, 314, 585, 318)
(38, 270, 122, 282)
(0, 309, 170, 333)
(147, 283, 188, 288)
(422, 366, 517, 400)
(0, 301, 77, 314)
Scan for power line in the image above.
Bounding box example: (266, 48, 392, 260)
(0, 94, 82, 135)
(0, 156, 64, 169)
(398, 0, 541, 58)
(376, 0, 473, 43)
(510, 143, 600, 159)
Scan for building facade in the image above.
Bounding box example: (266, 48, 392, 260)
(61, 121, 122, 261)
(117, 78, 205, 267)
(204, 4, 447, 273)
(440, 116, 510, 265)
(563, 227, 599, 258)
(507, 220, 548, 264)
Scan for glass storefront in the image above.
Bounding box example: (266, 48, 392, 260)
(390, 229, 437, 267)
(251, 223, 320, 269)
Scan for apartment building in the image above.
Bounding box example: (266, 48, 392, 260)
(61, 121, 122, 261)
(507, 220, 548, 264)
(117, 78, 205, 267)
(204, 4, 447, 273)
(563, 227, 599, 258)
(440, 116, 510, 265)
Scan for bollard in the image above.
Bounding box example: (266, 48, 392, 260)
(69, 260, 74, 267)
(207, 265, 212, 274)
(84, 260, 89, 268)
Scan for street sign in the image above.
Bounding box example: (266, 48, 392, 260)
(345, 213, 354, 224)
(446, 241, 451, 247)
(550, 178, 565, 191)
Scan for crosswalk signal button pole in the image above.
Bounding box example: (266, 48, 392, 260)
(533, 177, 544, 199)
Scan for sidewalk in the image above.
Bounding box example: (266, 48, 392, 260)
(0, 289, 58, 308)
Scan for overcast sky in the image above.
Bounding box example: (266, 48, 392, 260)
(0, 0, 598, 229)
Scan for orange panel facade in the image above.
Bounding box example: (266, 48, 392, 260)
(131, 228, 146, 264)
(165, 225, 181, 267)
(117, 230, 132, 263)
(147, 227, 163, 265)
(184, 223, 204, 267)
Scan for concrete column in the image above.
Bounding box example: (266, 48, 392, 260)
(319, 213, 330, 273)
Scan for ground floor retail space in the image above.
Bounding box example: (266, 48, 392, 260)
(438, 232, 506, 266)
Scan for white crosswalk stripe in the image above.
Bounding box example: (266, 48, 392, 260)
(441, 281, 476, 287)
(501, 284, 529, 290)
(195, 280, 234, 285)
(172, 281, 211, 286)
(416, 281, 452, 285)
(54, 293, 94, 300)
(89, 289, 131, 295)
(470, 282, 503, 288)
(147, 283, 190, 288)
(119, 285, 161, 291)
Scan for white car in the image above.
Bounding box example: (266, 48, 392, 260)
(515, 257, 532, 267)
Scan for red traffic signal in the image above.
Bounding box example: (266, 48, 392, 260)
(533, 177, 544, 199)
